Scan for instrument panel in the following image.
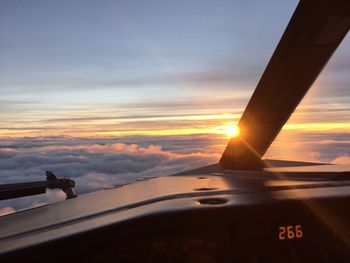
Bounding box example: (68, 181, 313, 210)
(3, 194, 349, 263)
(83, 201, 350, 263)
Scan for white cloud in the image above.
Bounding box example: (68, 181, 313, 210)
(333, 155, 350, 164)
(0, 136, 220, 212)
(1, 133, 350, 214)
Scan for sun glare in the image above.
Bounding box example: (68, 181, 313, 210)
(227, 125, 240, 137)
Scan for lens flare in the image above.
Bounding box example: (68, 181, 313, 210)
(227, 125, 240, 137)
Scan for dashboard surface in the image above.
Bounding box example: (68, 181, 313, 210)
(1, 167, 350, 262)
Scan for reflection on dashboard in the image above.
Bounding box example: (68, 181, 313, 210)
(5, 197, 347, 263)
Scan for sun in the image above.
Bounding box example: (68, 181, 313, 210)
(227, 125, 240, 137)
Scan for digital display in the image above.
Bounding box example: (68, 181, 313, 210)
(278, 225, 303, 240)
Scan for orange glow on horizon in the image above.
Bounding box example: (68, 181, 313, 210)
(0, 119, 349, 138)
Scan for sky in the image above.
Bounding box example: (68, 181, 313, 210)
(0, 0, 349, 214)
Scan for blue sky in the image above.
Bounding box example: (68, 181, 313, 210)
(1, 0, 349, 139)
(0, 0, 349, 157)
(1, 0, 349, 136)
(0, 0, 302, 136)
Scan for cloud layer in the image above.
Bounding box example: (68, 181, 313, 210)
(0, 132, 349, 216)
(0, 135, 222, 214)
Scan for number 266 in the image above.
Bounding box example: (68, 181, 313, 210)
(278, 225, 303, 240)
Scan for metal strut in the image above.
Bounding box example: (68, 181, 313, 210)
(0, 171, 77, 201)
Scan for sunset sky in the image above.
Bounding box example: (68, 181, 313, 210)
(1, 0, 349, 138)
(0, 0, 349, 213)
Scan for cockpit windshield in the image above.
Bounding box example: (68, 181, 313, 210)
(0, 0, 349, 216)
